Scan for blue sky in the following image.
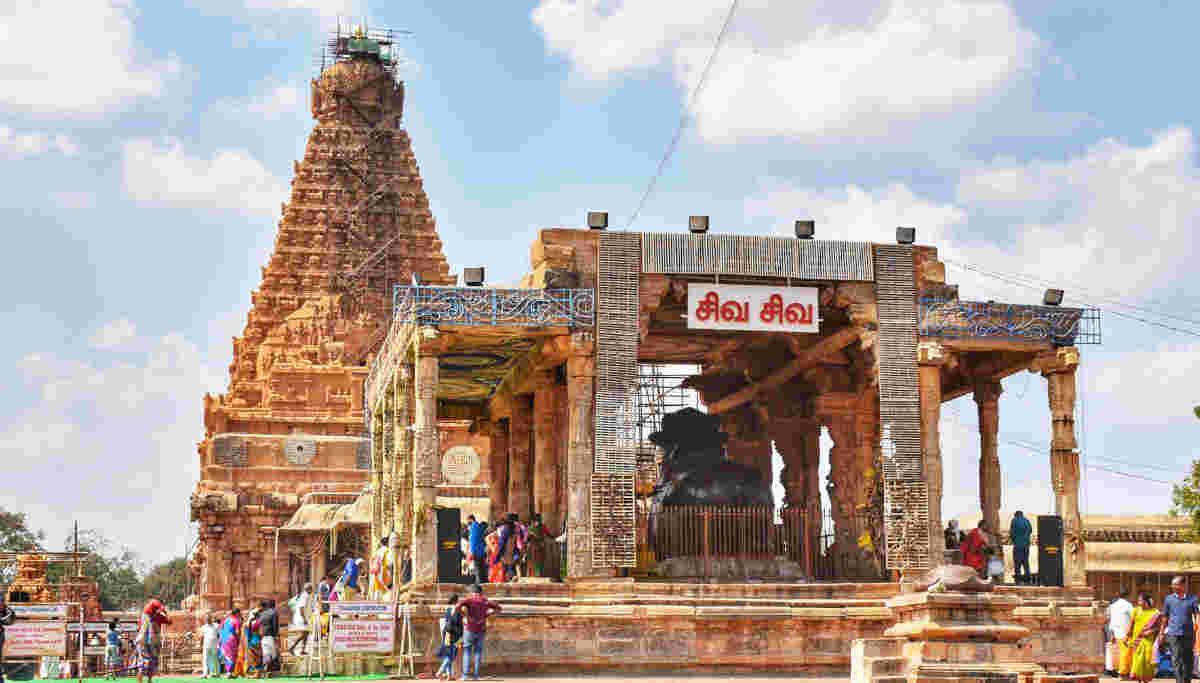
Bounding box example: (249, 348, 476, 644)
(1, 0, 1198, 567)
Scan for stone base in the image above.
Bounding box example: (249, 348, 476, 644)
(655, 555, 808, 581)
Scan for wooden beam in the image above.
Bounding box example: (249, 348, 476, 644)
(707, 326, 861, 415)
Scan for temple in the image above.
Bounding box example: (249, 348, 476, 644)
(188, 29, 1126, 679)
(188, 28, 462, 613)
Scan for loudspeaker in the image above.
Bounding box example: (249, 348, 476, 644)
(435, 507, 464, 584)
(1037, 515, 1064, 587)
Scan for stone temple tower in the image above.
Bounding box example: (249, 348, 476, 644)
(189, 29, 454, 612)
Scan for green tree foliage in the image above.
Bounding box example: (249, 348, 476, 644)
(47, 529, 146, 611)
(0, 507, 46, 551)
(1171, 460, 1200, 542)
(142, 557, 190, 610)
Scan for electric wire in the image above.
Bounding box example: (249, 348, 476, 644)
(940, 407, 1175, 485)
(626, 0, 739, 229)
(944, 259, 1200, 338)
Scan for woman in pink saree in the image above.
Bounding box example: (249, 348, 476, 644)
(219, 608, 242, 676)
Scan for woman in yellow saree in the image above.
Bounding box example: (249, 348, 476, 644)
(1127, 592, 1162, 683)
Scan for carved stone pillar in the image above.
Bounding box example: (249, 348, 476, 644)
(508, 395, 534, 520)
(411, 331, 440, 584)
(771, 415, 821, 563)
(393, 365, 413, 545)
(974, 380, 1003, 537)
(918, 341, 947, 568)
(488, 419, 509, 524)
(817, 392, 859, 570)
(566, 332, 595, 579)
(533, 371, 562, 531)
(1036, 346, 1085, 585)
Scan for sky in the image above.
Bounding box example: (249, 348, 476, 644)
(1, 0, 1199, 569)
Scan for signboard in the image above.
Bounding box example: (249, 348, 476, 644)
(5, 621, 67, 657)
(11, 604, 68, 618)
(441, 446, 480, 485)
(68, 622, 137, 633)
(687, 283, 819, 333)
(329, 601, 392, 618)
(329, 619, 393, 653)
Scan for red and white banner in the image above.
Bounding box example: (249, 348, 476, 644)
(4, 621, 66, 657)
(329, 619, 393, 653)
(687, 283, 819, 333)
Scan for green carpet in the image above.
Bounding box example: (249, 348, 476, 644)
(73, 672, 393, 676)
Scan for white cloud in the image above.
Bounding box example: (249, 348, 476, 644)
(0, 126, 80, 160)
(121, 137, 287, 212)
(0, 0, 181, 114)
(89, 319, 139, 351)
(238, 0, 357, 18)
(0, 331, 226, 565)
(533, 0, 1042, 143)
(1087, 345, 1200, 427)
(216, 81, 305, 122)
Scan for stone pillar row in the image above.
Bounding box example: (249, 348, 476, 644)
(917, 342, 947, 569)
(565, 332, 595, 579)
(1037, 346, 1084, 586)
(411, 330, 440, 584)
(974, 380, 1003, 537)
(508, 395, 533, 521)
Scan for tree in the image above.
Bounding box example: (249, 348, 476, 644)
(0, 506, 46, 551)
(142, 558, 190, 610)
(47, 529, 146, 611)
(1171, 460, 1200, 542)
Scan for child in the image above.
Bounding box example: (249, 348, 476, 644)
(105, 620, 122, 679)
(435, 594, 463, 680)
(200, 614, 221, 678)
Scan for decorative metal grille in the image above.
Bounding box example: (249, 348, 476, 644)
(213, 436, 247, 468)
(591, 232, 641, 568)
(873, 245, 928, 570)
(594, 232, 640, 476)
(392, 286, 595, 327)
(642, 233, 874, 281)
(285, 438, 317, 466)
(591, 473, 636, 568)
(919, 298, 1101, 345)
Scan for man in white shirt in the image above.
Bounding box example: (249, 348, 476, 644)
(287, 583, 313, 656)
(199, 615, 220, 678)
(1107, 588, 1134, 680)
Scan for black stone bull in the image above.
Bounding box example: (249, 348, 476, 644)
(648, 408, 773, 543)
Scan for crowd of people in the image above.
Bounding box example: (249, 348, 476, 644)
(1105, 577, 1200, 683)
(943, 511, 1034, 584)
(461, 512, 557, 584)
(195, 599, 282, 679)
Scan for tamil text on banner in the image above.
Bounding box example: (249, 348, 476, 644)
(68, 622, 137, 633)
(329, 601, 393, 618)
(11, 604, 68, 619)
(687, 283, 819, 333)
(5, 621, 67, 657)
(330, 619, 393, 653)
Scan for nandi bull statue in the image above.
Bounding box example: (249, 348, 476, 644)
(649, 407, 773, 509)
(648, 408, 804, 580)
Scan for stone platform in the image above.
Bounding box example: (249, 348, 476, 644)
(283, 581, 1101, 675)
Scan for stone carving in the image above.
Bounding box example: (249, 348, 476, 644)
(649, 408, 773, 509)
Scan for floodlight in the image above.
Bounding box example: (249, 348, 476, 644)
(464, 267, 485, 287)
(1043, 289, 1064, 306)
(688, 216, 710, 234)
(795, 220, 815, 239)
(587, 211, 609, 230)
(896, 227, 916, 245)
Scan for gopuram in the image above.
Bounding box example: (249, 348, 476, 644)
(356, 224, 1106, 676)
(188, 27, 476, 613)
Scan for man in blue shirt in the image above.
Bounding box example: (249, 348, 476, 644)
(467, 515, 488, 584)
(1009, 511, 1033, 585)
(1162, 576, 1199, 683)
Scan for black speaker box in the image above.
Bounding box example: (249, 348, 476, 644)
(436, 507, 464, 584)
(1037, 514, 1064, 587)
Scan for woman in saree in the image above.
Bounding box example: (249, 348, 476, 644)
(1127, 592, 1162, 683)
(219, 608, 242, 677)
(486, 526, 504, 584)
(240, 609, 264, 678)
(135, 599, 170, 683)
